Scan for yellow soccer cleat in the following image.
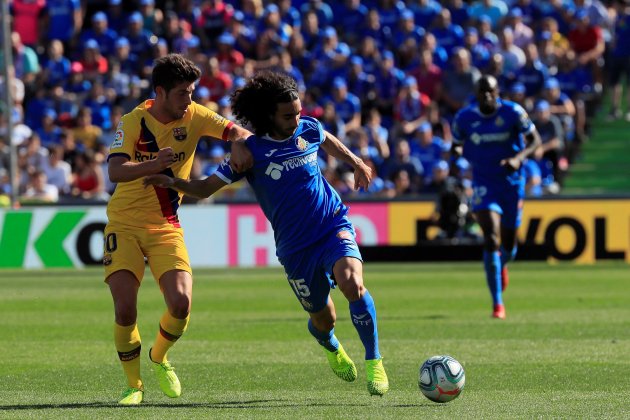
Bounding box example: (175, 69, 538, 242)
(366, 358, 389, 396)
(118, 387, 143, 405)
(150, 348, 181, 398)
(324, 343, 357, 382)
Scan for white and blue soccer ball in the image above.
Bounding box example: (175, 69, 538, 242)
(418, 355, 465, 403)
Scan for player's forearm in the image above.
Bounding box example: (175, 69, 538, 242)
(517, 131, 543, 163)
(322, 131, 364, 169)
(171, 175, 226, 199)
(224, 124, 253, 142)
(109, 159, 166, 183)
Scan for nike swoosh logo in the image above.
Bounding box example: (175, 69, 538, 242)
(138, 140, 156, 145)
(265, 149, 278, 157)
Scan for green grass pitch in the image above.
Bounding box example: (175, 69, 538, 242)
(1, 262, 629, 419)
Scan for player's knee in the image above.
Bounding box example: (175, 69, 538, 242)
(115, 303, 137, 325)
(168, 295, 191, 319)
(338, 275, 365, 302)
(483, 234, 500, 251)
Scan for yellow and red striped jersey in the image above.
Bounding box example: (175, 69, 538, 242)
(107, 99, 233, 228)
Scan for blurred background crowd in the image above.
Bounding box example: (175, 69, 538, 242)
(1, 0, 629, 238)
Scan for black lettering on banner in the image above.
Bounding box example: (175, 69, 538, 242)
(545, 217, 586, 260)
(77, 223, 107, 265)
(523, 217, 541, 244)
(594, 217, 626, 260)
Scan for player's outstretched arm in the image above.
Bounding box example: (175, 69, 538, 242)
(143, 174, 228, 199)
(109, 147, 175, 183)
(320, 130, 372, 190)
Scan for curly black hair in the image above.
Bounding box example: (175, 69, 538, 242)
(152, 53, 201, 93)
(230, 71, 299, 136)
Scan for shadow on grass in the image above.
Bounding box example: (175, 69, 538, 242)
(0, 399, 438, 410)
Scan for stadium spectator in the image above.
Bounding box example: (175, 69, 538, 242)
(441, 48, 481, 117)
(81, 12, 118, 58)
(43, 0, 82, 48)
(505, 8, 534, 49)
(36, 110, 63, 148)
(199, 56, 233, 102)
(72, 107, 102, 151)
(43, 144, 72, 195)
(607, 0, 630, 121)
(70, 150, 108, 201)
(21, 170, 59, 203)
(393, 76, 430, 138)
(467, 0, 508, 29)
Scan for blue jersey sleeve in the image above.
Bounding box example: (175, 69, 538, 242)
(512, 103, 535, 135)
(214, 154, 247, 185)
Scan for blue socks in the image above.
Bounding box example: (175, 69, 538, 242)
(308, 319, 339, 352)
(349, 289, 380, 360)
(483, 250, 502, 305)
(500, 245, 517, 268)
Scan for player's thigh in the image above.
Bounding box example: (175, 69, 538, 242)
(280, 246, 331, 314)
(144, 227, 192, 286)
(499, 187, 524, 230)
(103, 224, 146, 283)
(323, 224, 364, 300)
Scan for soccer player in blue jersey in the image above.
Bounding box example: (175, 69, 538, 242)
(143, 71, 389, 396)
(452, 75, 541, 319)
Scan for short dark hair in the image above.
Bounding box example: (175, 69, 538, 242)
(231, 71, 299, 136)
(152, 53, 201, 93)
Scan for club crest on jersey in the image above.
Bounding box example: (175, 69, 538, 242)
(296, 136, 309, 151)
(173, 127, 187, 141)
(495, 116, 504, 127)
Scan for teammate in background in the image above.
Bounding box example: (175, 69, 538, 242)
(104, 53, 252, 405)
(143, 71, 389, 396)
(451, 75, 541, 319)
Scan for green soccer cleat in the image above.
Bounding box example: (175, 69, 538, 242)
(118, 387, 143, 405)
(150, 348, 181, 398)
(366, 358, 389, 396)
(324, 343, 357, 382)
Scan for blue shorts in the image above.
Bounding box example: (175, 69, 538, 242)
(472, 180, 524, 229)
(278, 218, 362, 313)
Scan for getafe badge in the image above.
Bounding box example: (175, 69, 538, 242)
(173, 127, 187, 141)
(495, 116, 504, 127)
(296, 136, 308, 151)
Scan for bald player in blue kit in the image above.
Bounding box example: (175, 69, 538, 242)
(452, 74, 541, 319)
(143, 71, 389, 396)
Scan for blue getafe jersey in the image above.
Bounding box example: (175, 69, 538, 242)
(216, 116, 348, 258)
(452, 99, 534, 185)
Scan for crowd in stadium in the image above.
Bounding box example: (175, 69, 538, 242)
(0, 0, 628, 211)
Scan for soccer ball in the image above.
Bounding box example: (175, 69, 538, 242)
(418, 355, 465, 403)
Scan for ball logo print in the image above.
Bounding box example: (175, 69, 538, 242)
(418, 355, 465, 403)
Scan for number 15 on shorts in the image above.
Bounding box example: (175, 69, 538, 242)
(288, 278, 311, 297)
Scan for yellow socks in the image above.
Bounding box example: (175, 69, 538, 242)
(114, 323, 142, 389)
(150, 311, 189, 364)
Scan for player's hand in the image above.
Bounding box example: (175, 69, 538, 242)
(354, 160, 373, 191)
(500, 157, 522, 172)
(153, 147, 175, 171)
(143, 174, 175, 189)
(230, 141, 253, 173)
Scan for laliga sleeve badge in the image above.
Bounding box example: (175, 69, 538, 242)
(103, 254, 112, 266)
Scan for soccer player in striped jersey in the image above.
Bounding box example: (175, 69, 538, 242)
(452, 75, 541, 319)
(104, 54, 252, 405)
(143, 71, 389, 396)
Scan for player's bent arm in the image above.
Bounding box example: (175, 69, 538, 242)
(143, 174, 228, 199)
(321, 130, 372, 190)
(518, 129, 542, 162)
(108, 148, 174, 183)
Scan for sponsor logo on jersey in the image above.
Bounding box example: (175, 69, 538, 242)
(111, 130, 124, 149)
(296, 136, 309, 151)
(470, 131, 510, 145)
(265, 152, 318, 180)
(135, 151, 186, 162)
(173, 127, 187, 141)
